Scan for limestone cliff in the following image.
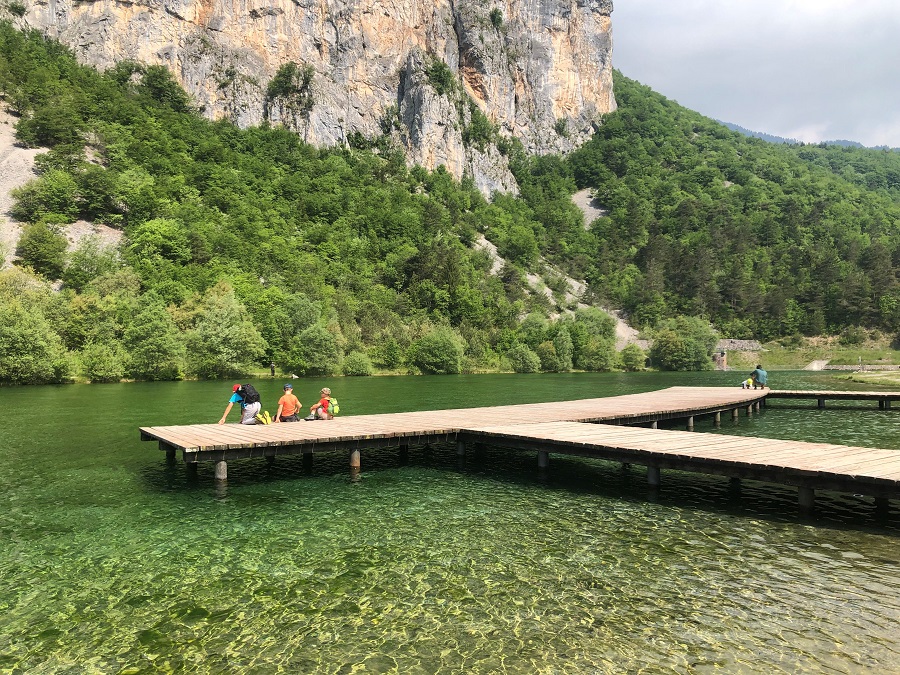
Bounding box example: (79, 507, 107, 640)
(15, 0, 615, 194)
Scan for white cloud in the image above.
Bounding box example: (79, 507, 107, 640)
(612, 0, 900, 147)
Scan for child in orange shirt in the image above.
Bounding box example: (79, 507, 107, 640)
(274, 383, 302, 422)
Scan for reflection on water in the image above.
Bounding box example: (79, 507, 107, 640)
(1, 372, 899, 672)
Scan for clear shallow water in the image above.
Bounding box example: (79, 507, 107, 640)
(1, 372, 899, 673)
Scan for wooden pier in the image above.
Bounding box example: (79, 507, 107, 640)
(766, 389, 900, 409)
(140, 387, 900, 510)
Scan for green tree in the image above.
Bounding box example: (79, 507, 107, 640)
(187, 283, 267, 378)
(14, 221, 68, 279)
(11, 170, 79, 223)
(536, 340, 560, 372)
(79, 340, 126, 383)
(649, 316, 717, 371)
(409, 327, 464, 374)
(506, 344, 540, 373)
(282, 324, 341, 376)
(0, 299, 71, 384)
(123, 295, 185, 380)
(342, 350, 374, 376)
(62, 236, 120, 292)
(619, 343, 647, 371)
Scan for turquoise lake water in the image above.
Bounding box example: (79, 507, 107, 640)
(1, 371, 898, 673)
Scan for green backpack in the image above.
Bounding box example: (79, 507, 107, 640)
(328, 397, 340, 415)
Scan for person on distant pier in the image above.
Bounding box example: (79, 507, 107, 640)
(750, 365, 768, 389)
(307, 387, 336, 420)
(274, 383, 302, 423)
(219, 383, 262, 425)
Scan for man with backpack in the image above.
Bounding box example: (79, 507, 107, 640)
(219, 383, 263, 424)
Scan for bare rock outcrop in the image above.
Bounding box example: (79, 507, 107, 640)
(16, 0, 615, 194)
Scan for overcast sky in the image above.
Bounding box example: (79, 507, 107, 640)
(611, 0, 900, 147)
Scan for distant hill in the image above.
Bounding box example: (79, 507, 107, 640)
(716, 121, 801, 145)
(719, 121, 898, 152)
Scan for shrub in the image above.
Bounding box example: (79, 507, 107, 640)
(11, 170, 79, 223)
(536, 340, 560, 372)
(649, 316, 717, 371)
(507, 344, 540, 373)
(80, 341, 126, 383)
(552, 326, 573, 371)
(0, 300, 72, 384)
(425, 59, 455, 96)
(186, 283, 268, 378)
(14, 221, 69, 280)
(124, 296, 185, 380)
(619, 343, 647, 371)
(283, 324, 341, 376)
(489, 8, 503, 29)
(409, 327, 464, 374)
(579, 338, 616, 371)
(343, 350, 374, 376)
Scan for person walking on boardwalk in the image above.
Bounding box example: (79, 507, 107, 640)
(750, 365, 768, 389)
(219, 383, 262, 425)
(274, 383, 302, 422)
(308, 387, 335, 420)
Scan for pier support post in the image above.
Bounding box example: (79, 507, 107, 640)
(302, 450, 313, 472)
(798, 486, 815, 512)
(650, 421, 658, 429)
(214, 460, 227, 481)
(714, 412, 721, 428)
(165, 447, 176, 465)
(538, 450, 550, 469)
(874, 496, 890, 514)
(456, 440, 466, 457)
(349, 449, 361, 481)
(885, 400, 892, 410)
(754, 401, 761, 412)
(647, 465, 661, 488)
(187, 463, 198, 478)
(731, 408, 739, 421)
(817, 398, 825, 409)
(686, 416, 694, 431)
(745, 405, 753, 416)
(399, 444, 409, 464)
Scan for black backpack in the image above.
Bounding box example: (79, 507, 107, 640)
(240, 383, 260, 404)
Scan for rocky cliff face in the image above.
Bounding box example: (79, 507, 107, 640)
(19, 0, 615, 194)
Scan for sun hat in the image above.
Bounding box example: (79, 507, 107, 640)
(284, 383, 293, 389)
(232, 384, 241, 392)
(321, 387, 331, 395)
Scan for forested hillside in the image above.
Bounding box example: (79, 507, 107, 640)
(558, 73, 900, 339)
(1, 25, 898, 384)
(0, 24, 621, 383)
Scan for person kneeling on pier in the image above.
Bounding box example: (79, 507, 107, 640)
(750, 365, 768, 389)
(219, 383, 262, 425)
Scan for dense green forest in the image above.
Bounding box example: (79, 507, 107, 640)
(563, 74, 900, 338)
(0, 24, 898, 383)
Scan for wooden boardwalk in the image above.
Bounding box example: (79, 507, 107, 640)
(140, 386, 900, 509)
(766, 389, 900, 408)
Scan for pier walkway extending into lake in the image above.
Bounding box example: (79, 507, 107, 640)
(140, 387, 900, 511)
